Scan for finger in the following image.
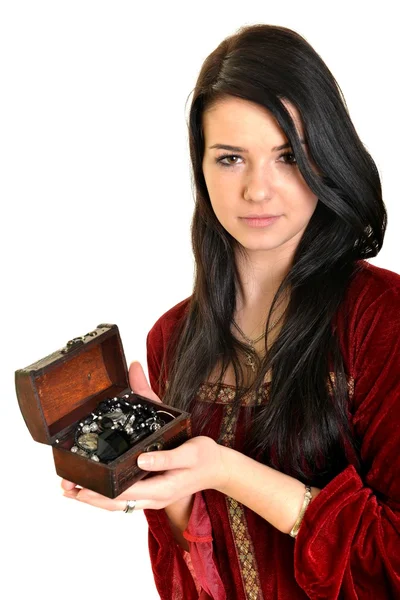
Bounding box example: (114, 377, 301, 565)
(77, 489, 127, 510)
(128, 361, 161, 404)
(63, 486, 156, 511)
(61, 479, 78, 491)
(137, 444, 194, 471)
(63, 489, 79, 499)
(116, 473, 174, 503)
(116, 499, 155, 511)
(63, 487, 124, 509)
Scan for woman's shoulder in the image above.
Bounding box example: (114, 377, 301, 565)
(146, 296, 192, 347)
(336, 260, 400, 375)
(344, 259, 400, 310)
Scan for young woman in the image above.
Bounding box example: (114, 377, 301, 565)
(62, 24, 400, 599)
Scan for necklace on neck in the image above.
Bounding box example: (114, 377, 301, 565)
(232, 312, 284, 372)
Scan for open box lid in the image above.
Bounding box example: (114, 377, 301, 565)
(15, 324, 130, 445)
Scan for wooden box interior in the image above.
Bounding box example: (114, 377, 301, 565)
(39, 334, 127, 439)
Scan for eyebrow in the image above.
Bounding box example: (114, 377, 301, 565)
(209, 140, 306, 153)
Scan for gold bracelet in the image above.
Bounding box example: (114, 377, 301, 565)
(289, 485, 312, 538)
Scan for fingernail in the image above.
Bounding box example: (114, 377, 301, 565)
(137, 454, 154, 468)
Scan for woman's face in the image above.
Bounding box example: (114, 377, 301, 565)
(201, 96, 319, 255)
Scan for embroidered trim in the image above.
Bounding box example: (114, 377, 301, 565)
(218, 404, 237, 447)
(197, 382, 269, 406)
(218, 405, 265, 600)
(196, 372, 355, 406)
(227, 496, 264, 600)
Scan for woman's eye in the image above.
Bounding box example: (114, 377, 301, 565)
(279, 152, 297, 166)
(215, 152, 297, 168)
(216, 154, 242, 167)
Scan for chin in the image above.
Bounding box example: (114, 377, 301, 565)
(237, 239, 282, 252)
(244, 244, 282, 253)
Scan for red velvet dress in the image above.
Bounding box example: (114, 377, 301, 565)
(143, 260, 400, 600)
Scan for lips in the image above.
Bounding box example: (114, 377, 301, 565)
(240, 214, 281, 228)
(240, 214, 279, 218)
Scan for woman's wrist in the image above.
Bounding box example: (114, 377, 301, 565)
(215, 445, 321, 534)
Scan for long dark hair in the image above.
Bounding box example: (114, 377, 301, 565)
(159, 24, 387, 488)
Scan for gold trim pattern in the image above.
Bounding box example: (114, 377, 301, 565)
(218, 405, 265, 600)
(197, 382, 269, 406)
(218, 404, 237, 448)
(227, 497, 264, 600)
(196, 372, 355, 406)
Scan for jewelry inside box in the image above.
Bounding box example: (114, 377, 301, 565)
(70, 392, 175, 464)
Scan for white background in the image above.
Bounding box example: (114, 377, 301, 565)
(1, 2, 399, 599)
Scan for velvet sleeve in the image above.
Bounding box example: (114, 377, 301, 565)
(143, 320, 226, 600)
(293, 286, 400, 599)
(143, 322, 198, 599)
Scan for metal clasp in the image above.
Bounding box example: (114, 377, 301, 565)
(83, 329, 98, 339)
(145, 442, 164, 452)
(60, 328, 100, 354)
(61, 337, 85, 354)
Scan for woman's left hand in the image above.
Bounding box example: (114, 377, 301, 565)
(61, 435, 229, 511)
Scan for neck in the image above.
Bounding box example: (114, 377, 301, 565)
(234, 246, 294, 312)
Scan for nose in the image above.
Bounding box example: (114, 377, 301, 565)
(243, 165, 274, 203)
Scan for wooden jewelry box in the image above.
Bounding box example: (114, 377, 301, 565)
(15, 324, 192, 498)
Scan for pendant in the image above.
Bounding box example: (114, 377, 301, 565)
(245, 352, 256, 372)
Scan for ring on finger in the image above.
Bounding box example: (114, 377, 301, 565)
(124, 499, 137, 513)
